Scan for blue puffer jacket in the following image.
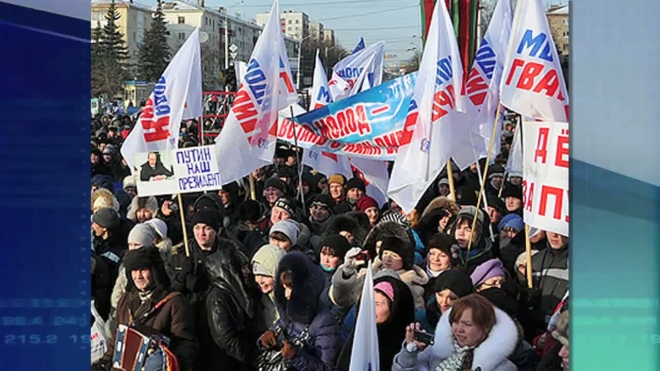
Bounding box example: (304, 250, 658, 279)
(272, 252, 340, 371)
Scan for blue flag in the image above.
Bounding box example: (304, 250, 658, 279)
(352, 38, 365, 54)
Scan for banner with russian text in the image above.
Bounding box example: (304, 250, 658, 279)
(285, 72, 417, 160)
(134, 145, 223, 196)
(522, 121, 569, 236)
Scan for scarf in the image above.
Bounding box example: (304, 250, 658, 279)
(435, 339, 475, 371)
(426, 266, 445, 278)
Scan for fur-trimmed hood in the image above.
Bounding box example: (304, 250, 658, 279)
(127, 196, 159, 221)
(324, 215, 368, 247)
(372, 258, 429, 309)
(421, 196, 460, 219)
(432, 306, 518, 371)
(274, 251, 326, 325)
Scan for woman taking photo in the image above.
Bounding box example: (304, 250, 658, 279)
(392, 294, 518, 371)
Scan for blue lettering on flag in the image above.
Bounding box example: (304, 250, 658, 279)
(475, 39, 496, 80)
(516, 29, 554, 62)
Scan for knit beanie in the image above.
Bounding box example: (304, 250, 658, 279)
(92, 208, 120, 230)
(486, 195, 506, 215)
(374, 281, 395, 302)
(123, 175, 136, 190)
(270, 219, 300, 246)
(498, 213, 524, 233)
(470, 259, 506, 288)
(191, 209, 220, 231)
(356, 195, 379, 212)
(345, 177, 366, 193)
(265, 177, 288, 193)
(501, 184, 523, 201)
(434, 269, 473, 298)
(239, 200, 263, 223)
(310, 194, 335, 212)
(328, 173, 346, 186)
(320, 234, 351, 259)
(252, 244, 286, 278)
(273, 197, 296, 218)
(425, 233, 461, 267)
(145, 218, 168, 240)
(379, 236, 414, 270)
(127, 224, 156, 248)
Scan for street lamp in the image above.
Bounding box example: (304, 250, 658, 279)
(224, 0, 244, 70)
(297, 35, 313, 90)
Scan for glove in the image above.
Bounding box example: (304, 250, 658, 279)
(259, 330, 278, 348)
(343, 247, 366, 270)
(281, 340, 297, 359)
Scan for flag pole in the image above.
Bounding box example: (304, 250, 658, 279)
(176, 193, 191, 257)
(524, 223, 533, 288)
(289, 106, 306, 211)
(249, 174, 257, 200)
(446, 160, 456, 200)
(464, 102, 502, 266)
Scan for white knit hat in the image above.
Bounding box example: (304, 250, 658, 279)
(145, 218, 168, 240)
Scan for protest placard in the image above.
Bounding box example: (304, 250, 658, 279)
(522, 121, 569, 236)
(134, 145, 223, 196)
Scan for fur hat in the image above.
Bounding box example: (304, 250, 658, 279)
(92, 188, 120, 213)
(552, 311, 569, 346)
(274, 251, 326, 324)
(421, 196, 460, 220)
(127, 196, 159, 221)
(362, 220, 411, 261)
(379, 236, 414, 271)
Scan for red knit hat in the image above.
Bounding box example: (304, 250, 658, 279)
(356, 195, 379, 212)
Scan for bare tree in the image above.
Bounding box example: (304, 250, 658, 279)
(405, 49, 422, 73)
(479, 0, 497, 40)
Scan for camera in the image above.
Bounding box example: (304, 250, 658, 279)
(168, 203, 179, 213)
(413, 330, 435, 345)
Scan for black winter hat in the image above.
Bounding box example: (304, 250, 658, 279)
(479, 287, 519, 319)
(194, 193, 225, 218)
(379, 236, 414, 271)
(192, 209, 220, 231)
(434, 269, 473, 298)
(309, 193, 335, 211)
(426, 233, 460, 267)
(320, 234, 351, 259)
(273, 197, 296, 218)
(487, 195, 506, 215)
(345, 177, 366, 193)
(239, 199, 264, 223)
(487, 164, 505, 179)
(456, 186, 479, 207)
(265, 177, 288, 193)
(501, 184, 523, 201)
(92, 208, 120, 230)
(123, 246, 157, 270)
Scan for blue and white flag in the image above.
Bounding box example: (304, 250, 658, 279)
(348, 261, 379, 371)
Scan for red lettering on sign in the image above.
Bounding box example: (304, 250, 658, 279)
(539, 185, 564, 220)
(345, 108, 357, 134)
(522, 180, 535, 213)
(233, 90, 258, 134)
(534, 127, 550, 164)
(356, 105, 371, 136)
(140, 97, 170, 142)
(398, 111, 418, 147)
(555, 128, 569, 168)
(505, 58, 567, 108)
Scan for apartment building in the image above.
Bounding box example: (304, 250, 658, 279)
(547, 5, 569, 55)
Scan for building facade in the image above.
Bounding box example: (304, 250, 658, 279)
(256, 10, 309, 41)
(162, 1, 297, 90)
(322, 29, 336, 47)
(547, 5, 569, 56)
(91, 0, 154, 66)
(309, 21, 324, 44)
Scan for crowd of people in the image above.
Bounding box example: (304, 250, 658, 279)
(90, 111, 569, 371)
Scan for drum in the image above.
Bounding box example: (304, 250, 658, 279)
(111, 324, 179, 371)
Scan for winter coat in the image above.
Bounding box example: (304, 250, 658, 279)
(335, 276, 415, 371)
(102, 250, 197, 371)
(91, 253, 112, 321)
(197, 249, 262, 371)
(531, 243, 568, 321)
(392, 306, 518, 371)
(329, 257, 429, 310)
(269, 252, 340, 371)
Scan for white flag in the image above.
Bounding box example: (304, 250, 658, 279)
(309, 49, 333, 110)
(235, 60, 248, 86)
(387, 0, 468, 213)
(121, 28, 201, 172)
(505, 124, 523, 177)
(466, 0, 513, 158)
(350, 157, 389, 208)
(329, 41, 385, 101)
(213, 0, 297, 185)
(500, 0, 568, 121)
(348, 261, 379, 371)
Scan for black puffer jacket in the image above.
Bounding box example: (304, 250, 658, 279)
(196, 248, 262, 371)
